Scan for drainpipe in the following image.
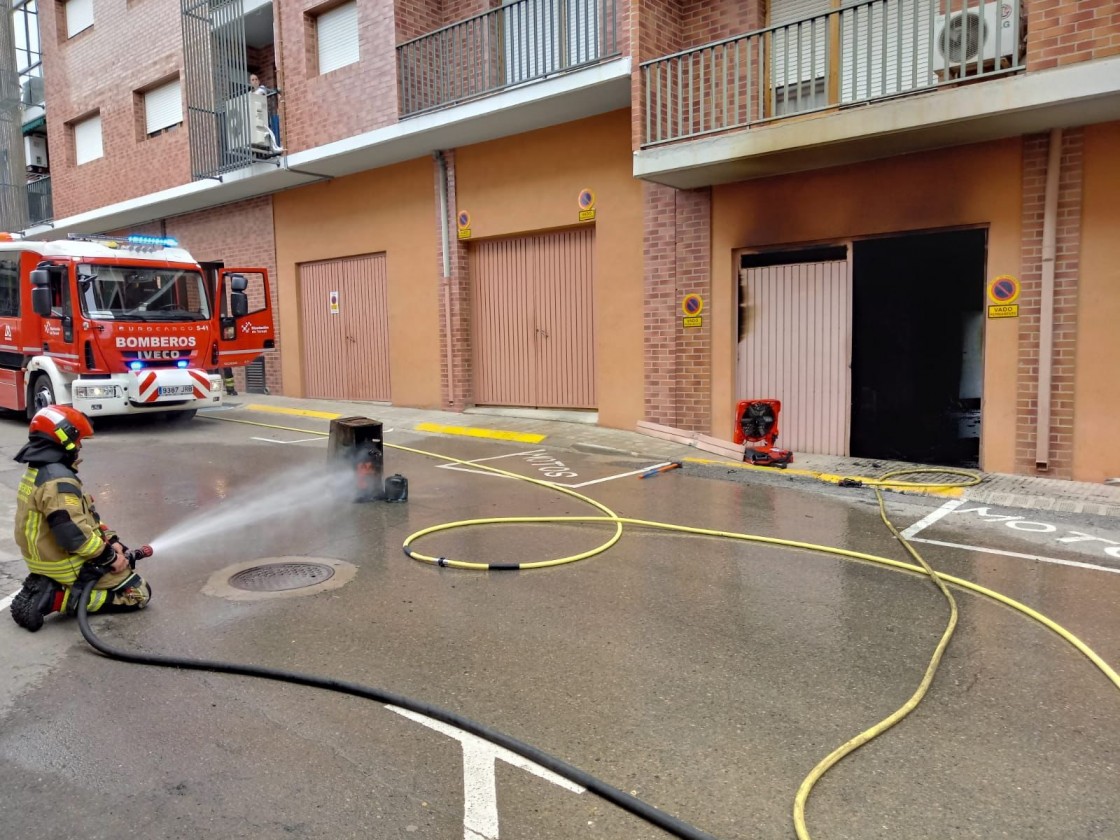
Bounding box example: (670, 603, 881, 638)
(435, 151, 455, 407)
(1035, 128, 1061, 471)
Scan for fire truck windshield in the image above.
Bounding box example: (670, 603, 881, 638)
(77, 264, 212, 321)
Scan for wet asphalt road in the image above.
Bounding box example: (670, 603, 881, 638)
(0, 407, 1117, 840)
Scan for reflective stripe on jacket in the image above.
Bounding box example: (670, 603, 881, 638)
(15, 464, 107, 585)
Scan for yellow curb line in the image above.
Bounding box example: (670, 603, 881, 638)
(243, 403, 342, 420)
(235, 406, 546, 444)
(682, 457, 964, 498)
(415, 422, 546, 444)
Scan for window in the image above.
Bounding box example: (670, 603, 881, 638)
(77, 264, 211, 320)
(74, 113, 103, 164)
(47, 264, 70, 318)
(317, 1, 358, 74)
(0, 259, 20, 318)
(13, 0, 43, 106)
(144, 78, 182, 135)
(64, 0, 93, 38)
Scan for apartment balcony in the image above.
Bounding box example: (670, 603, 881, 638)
(397, 0, 621, 118)
(26, 175, 52, 226)
(636, 0, 1120, 188)
(29, 0, 631, 239)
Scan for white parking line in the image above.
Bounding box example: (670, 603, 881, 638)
(900, 499, 964, 539)
(564, 463, 670, 488)
(250, 436, 326, 445)
(908, 537, 1120, 574)
(437, 449, 666, 488)
(388, 705, 584, 839)
(901, 499, 1120, 574)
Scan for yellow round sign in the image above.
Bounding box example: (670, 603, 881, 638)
(988, 274, 1020, 305)
(682, 294, 704, 316)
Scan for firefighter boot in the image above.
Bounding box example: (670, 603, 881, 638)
(10, 574, 62, 632)
(222, 368, 237, 396)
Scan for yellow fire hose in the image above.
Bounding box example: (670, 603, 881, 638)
(397, 446, 1120, 839)
(213, 416, 1120, 839)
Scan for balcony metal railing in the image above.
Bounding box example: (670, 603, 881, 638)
(26, 175, 51, 225)
(181, 0, 256, 181)
(397, 0, 619, 118)
(641, 0, 1024, 147)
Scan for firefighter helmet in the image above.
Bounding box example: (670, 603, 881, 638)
(29, 405, 94, 452)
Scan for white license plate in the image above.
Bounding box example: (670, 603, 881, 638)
(158, 385, 195, 396)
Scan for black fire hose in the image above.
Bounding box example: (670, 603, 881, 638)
(75, 579, 719, 840)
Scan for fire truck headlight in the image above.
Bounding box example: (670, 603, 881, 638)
(74, 384, 122, 400)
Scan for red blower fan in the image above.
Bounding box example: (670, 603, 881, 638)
(733, 399, 793, 468)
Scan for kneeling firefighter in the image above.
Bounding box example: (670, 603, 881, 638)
(9, 406, 152, 632)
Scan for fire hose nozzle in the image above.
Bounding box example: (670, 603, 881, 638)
(125, 545, 154, 566)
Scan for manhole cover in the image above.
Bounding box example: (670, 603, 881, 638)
(228, 562, 336, 592)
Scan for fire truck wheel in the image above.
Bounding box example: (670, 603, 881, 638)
(29, 375, 55, 418)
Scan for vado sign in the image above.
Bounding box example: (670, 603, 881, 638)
(987, 274, 1020, 319)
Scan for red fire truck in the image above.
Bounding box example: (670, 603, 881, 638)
(0, 232, 274, 420)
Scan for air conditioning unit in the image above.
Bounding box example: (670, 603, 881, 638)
(933, 2, 1019, 71)
(21, 76, 45, 107)
(223, 91, 271, 151)
(25, 134, 48, 171)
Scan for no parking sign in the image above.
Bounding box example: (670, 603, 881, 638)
(987, 275, 1020, 318)
(682, 294, 703, 328)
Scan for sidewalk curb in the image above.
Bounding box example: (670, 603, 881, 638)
(219, 397, 1120, 521)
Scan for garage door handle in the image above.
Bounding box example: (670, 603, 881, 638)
(345, 335, 356, 343)
(537, 328, 549, 338)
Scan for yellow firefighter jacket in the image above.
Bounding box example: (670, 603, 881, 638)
(15, 462, 114, 585)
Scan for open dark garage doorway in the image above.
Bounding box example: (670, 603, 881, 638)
(850, 228, 986, 468)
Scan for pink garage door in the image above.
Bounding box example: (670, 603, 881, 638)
(738, 259, 852, 455)
(471, 228, 597, 409)
(299, 254, 391, 402)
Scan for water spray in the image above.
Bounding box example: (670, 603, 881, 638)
(143, 417, 411, 557)
(143, 464, 352, 556)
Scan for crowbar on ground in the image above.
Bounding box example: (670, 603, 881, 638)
(640, 462, 683, 479)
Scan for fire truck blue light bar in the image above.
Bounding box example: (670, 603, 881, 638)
(127, 235, 178, 247)
(67, 233, 179, 248)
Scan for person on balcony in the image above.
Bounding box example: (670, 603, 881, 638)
(248, 73, 284, 156)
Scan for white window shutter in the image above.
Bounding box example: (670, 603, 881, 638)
(502, 0, 558, 83)
(317, 2, 359, 75)
(144, 79, 182, 134)
(770, 0, 829, 86)
(74, 114, 103, 165)
(65, 0, 94, 38)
